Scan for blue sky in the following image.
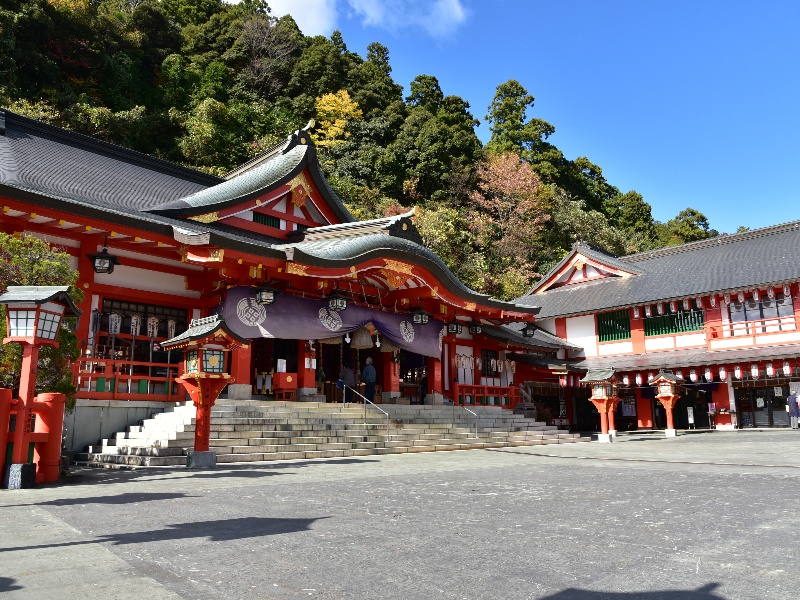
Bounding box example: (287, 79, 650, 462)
(265, 0, 800, 234)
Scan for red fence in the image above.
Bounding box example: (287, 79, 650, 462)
(73, 358, 182, 402)
(451, 383, 520, 409)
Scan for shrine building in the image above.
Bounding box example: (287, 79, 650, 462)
(0, 109, 574, 451)
(513, 225, 800, 432)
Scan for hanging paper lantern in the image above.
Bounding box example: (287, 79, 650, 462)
(147, 316, 159, 338)
(511, 361, 516, 374)
(766, 362, 774, 377)
(648, 372, 655, 383)
(724, 293, 731, 306)
(734, 365, 742, 379)
(675, 370, 683, 380)
(767, 287, 775, 300)
(497, 359, 504, 373)
(129, 314, 142, 337)
(167, 319, 176, 339)
(695, 297, 704, 309)
(737, 291, 745, 303)
(689, 369, 698, 382)
(559, 375, 567, 388)
(752, 289, 760, 302)
(622, 374, 630, 386)
(709, 295, 717, 308)
(476, 357, 482, 370)
(108, 312, 122, 335)
(784, 360, 792, 376)
(670, 301, 677, 313)
(784, 284, 792, 297)
(645, 305, 652, 317)
(751, 364, 759, 379)
(719, 366, 727, 381)
(657, 303, 664, 315)
(633, 306, 640, 318)
(682, 299, 690, 311)
(635, 373, 642, 386)
(704, 367, 713, 382)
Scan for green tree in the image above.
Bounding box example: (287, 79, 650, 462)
(0, 234, 83, 409)
(658, 208, 718, 246)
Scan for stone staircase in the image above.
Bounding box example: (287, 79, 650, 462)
(75, 399, 587, 467)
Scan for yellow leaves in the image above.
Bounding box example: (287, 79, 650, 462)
(312, 90, 363, 149)
(47, 0, 90, 9)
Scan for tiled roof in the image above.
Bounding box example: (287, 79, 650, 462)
(479, 324, 563, 352)
(502, 322, 581, 350)
(0, 110, 219, 213)
(573, 343, 800, 371)
(517, 221, 800, 319)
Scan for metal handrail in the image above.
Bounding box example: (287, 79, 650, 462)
(460, 405, 479, 438)
(345, 385, 390, 438)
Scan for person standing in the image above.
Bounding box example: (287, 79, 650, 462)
(361, 357, 377, 403)
(788, 391, 799, 429)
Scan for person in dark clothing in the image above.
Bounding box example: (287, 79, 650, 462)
(788, 392, 799, 429)
(340, 364, 355, 403)
(361, 357, 377, 403)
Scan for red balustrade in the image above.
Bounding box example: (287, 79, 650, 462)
(72, 358, 182, 402)
(452, 383, 520, 409)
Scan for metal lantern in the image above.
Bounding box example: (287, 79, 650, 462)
(0, 286, 80, 344)
(328, 292, 348, 312)
(255, 285, 277, 305)
(87, 238, 121, 274)
(447, 321, 463, 335)
(468, 322, 482, 335)
(521, 322, 536, 338)
(592, 382, 614, 399)
(412, 309, 430, 325)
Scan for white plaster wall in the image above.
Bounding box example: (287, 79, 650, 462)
(565, 315, 596, 357)
(537, 318, 557, 335)
(98, 265, 200, 298)
(645, 337, 675, 351)
(598, 341, 633, 356)
(675, 333, 706, 348)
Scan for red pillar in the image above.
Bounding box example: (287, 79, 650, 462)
(32, 392, 67, 483)
(591, 400, 609, 434)
(229, 345, 252, 386)
(608, 398, 620, 434)
(12, 344, 39, 464)
(296, 340, 317, 393)
(381, 354, 399, 400)
(426, 356, 443, 401)
(0, 388, 13, 477)
(181, 378, 229, 452)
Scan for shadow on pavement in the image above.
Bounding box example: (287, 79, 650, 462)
(541, 583, 725, 599)
(0, 577, 23, 592)
(1, 515, 327, 553)
(5, 491, 196, 508)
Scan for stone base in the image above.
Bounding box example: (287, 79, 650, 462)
(186, 450, 216, 468)
(226, 384, 252, 400)
(597, 433, 613, 443)
(382, 391, 401, 402)
(424, 392, 446, 405)
(609, 429, 617, 438)
(3, 463, 37, 489)
(665, 428, 677, 437)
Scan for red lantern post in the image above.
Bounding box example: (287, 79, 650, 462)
(161, 315, 249, 467)
(581, 369, 621, 443)
(649, 369, 682, 438)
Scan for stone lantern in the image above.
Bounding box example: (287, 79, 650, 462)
(649, 369, 682, 438)
(160, 315, 249, 468)
(581, 368, 621, 443)
(0, 286, 81, 488)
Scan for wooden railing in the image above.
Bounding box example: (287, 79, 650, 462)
(451, 383, 520, 409)
(705, 314, 800, 350)
(73, 358, 183, 402)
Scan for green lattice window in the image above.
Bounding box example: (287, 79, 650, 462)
(253, 212, 280, 228)
(597, 310, 631, 342)
(644, 308, 705, 336)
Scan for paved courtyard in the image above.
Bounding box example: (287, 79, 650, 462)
(2, 430, 800, 599)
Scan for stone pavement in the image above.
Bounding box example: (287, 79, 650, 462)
(2, 429, 800, 599)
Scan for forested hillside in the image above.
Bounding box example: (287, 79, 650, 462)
(0, 0, 721, 299)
